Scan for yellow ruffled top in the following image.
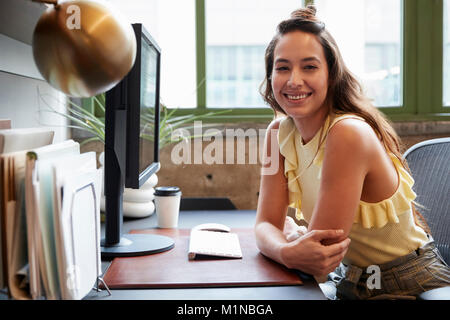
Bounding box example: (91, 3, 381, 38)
(278, 113, 429, 267)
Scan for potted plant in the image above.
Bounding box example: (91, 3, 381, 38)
(40, 93, 229, 217)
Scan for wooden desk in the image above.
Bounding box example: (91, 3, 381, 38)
(85, 210, 326, 300)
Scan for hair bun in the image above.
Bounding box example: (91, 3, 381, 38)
(290, 5, 318, 20)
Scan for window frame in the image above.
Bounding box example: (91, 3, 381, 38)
(189, 0, 279, 123)
(384, 0, 449, 121)
(84, 0, 450, 123)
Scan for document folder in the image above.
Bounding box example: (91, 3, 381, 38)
(56, 168, 102, 300)
(25, 140, 79, 299)
(1, 137, 106, 300)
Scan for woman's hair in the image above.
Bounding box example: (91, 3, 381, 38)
(260, 5, 430, 233)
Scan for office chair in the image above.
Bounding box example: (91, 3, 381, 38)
(403, 137, 450, 300)
(180, 197, 237, 211)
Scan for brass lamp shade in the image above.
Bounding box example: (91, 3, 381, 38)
(32, 0, 137, 97)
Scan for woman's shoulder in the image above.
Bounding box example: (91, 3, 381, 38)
(329, 115, 374, 136)
(266, 115, 291, 131)
(266, 116, 296, 147)
(326, 114, 380, 157)
(329, 113, 369, 132)
(266, 117, 282, 130)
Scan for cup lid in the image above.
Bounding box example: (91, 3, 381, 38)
(154, 186, 181, 196)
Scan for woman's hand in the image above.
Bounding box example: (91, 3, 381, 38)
(283, 216, 307, 241)
(280, 229, 351, 276)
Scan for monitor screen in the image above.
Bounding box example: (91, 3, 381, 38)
(125, 23, 161, 189)
(139, 36, 157, 174)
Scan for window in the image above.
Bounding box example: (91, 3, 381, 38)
(106, 0, 196, 108)
(97, 0, 449, 120)
(205, 0, 305, 108)
(315, 0, 402, 107)
(444, 0, 450, 106)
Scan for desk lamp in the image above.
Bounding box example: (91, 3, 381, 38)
(31, 0, 136, 97)
(31, 2, 175, 257)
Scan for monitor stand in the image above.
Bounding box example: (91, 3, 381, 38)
(101, 234, 174, 259)
(100, 150, 174, 259)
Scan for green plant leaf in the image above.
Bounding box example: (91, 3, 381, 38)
(43, 89, 232, 149)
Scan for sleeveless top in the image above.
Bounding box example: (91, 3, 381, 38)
(277, 113, 430, 267)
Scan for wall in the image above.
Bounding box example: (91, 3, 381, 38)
(0, 0, 69, 143)
(80, 120, 450, 210)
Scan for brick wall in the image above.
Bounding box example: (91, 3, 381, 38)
(80, 120, 450, 210)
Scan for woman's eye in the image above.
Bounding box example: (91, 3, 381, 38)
(304, 65, 317, 70)
(275, 66, 288, 71)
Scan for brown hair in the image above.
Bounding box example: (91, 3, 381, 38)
(260, 5, 430, 234)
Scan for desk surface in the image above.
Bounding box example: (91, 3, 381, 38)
(86, 210, 326, 300)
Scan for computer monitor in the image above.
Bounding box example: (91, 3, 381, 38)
(101, 23, 174, 258)
(126, 24, 161, 189)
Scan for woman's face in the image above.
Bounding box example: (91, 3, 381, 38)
(271, 31, 329, 120)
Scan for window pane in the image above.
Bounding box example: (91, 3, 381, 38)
(315, 0, 402, 107)
(444, 0, 450, 106)
(206, 0, 305, 108)
(106, 0, 196, 108)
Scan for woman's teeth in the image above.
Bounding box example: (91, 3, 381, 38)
(286, 93, 311, 100)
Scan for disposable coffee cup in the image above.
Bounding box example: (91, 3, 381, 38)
(154, 186, 182, 228)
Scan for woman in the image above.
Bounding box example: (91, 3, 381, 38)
(255, 5, 450, 300)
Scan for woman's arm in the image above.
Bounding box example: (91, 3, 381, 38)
(254, 119, 291, 264)
(255, 119, 351, 276)
(307, 119, 377, 244)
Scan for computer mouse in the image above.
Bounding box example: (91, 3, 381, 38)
(192, 223, 231, 233)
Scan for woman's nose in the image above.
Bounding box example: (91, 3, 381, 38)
(287, 69, 304, 88)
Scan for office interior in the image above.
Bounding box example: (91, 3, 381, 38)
(0, 0, 449, 301)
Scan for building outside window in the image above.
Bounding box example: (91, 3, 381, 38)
(104, 0, 448, 120)
(312, 0, 402, 107)
(205, 0, 302, 108)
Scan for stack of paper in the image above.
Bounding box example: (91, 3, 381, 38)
(0, 127, 54, 298)
(0, 132, 102, 300)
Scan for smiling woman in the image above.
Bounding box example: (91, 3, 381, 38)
(255, 5, 450, 300)
(271, 31, 329, 143)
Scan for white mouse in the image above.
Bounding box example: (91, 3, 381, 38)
(192, 223, 231, 233)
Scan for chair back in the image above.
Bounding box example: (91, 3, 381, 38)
(403, 137, 450, 264)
